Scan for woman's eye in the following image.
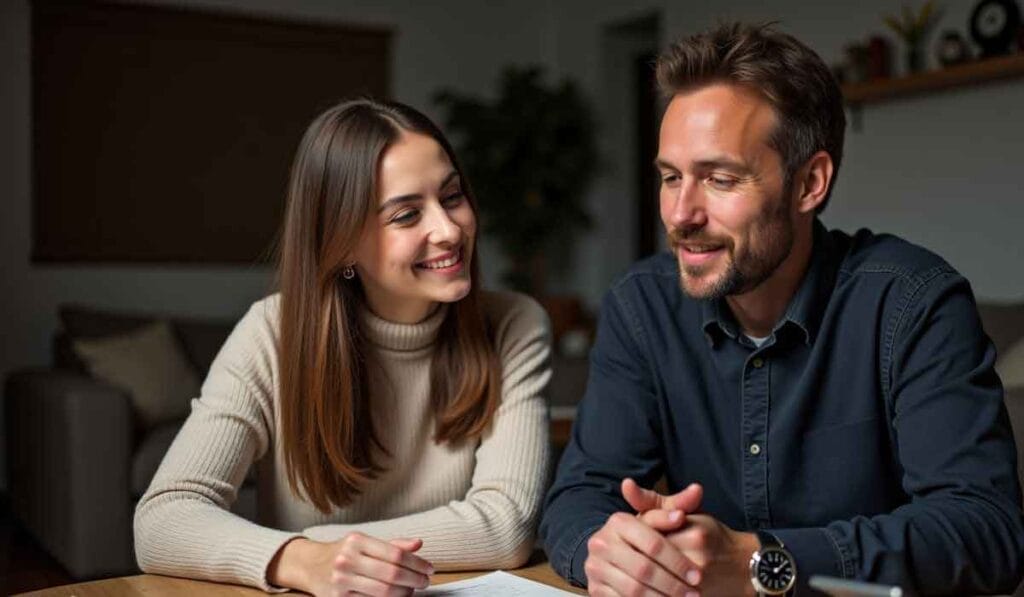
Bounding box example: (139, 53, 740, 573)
(391, 209, 419, 225)
(441, 191, 465, 207)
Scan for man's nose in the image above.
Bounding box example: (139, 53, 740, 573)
(666, 180, 707, 229)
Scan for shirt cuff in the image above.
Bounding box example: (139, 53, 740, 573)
(770, 527, 845, 594)
(567, 522, 605, 587)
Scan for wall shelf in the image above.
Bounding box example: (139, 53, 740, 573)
(842, 52, 1024, 106)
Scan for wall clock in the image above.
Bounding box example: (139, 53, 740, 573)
(970, 0, 1022, 56)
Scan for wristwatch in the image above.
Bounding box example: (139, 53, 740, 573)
(749, 530, 797, 596)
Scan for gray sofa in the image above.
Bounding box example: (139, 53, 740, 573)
(5, 301, 1024, 586)
(5, 304, 256, 580)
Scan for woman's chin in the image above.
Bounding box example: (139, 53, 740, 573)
(436, 279, 472, 304)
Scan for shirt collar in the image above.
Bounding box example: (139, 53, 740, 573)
(700, 219, 838, 347)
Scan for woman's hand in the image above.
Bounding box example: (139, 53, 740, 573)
(268, 533, 434, 596)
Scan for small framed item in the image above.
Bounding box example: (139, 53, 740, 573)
(809, 575, 906, 597)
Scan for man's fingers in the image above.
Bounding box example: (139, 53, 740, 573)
(638, 508, 687, 532)
(663, 483, 704, 513)
(592, 555, 675, 597)
(621, 478, 705, 514)
(622, 478, 662, 512)
(607, 535, 697, 595)
(608, 513, 698, 584)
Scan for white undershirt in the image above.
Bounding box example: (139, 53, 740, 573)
(745, 334, 770, 348)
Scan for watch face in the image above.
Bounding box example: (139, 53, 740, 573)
(755, 548, 795, 593)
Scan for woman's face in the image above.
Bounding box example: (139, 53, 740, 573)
(349, 131, 476, 323)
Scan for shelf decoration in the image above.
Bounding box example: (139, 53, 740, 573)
(884, 0, 941, 74)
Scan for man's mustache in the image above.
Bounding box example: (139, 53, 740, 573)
(668, 226, 732, 250)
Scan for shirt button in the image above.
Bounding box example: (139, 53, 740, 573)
(752, 357, 765, 368)
(749, 443, 761, 455)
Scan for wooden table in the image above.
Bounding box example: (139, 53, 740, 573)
(15, 559, 584, 596)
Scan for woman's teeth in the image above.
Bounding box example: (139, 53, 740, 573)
(420, 252, 460, 269)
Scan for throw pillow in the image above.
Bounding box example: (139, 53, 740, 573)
(73, 320, 200, 429)
(996, 337, 1024, 389)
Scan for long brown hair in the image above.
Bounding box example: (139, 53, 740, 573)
(277, 99, 502, 513)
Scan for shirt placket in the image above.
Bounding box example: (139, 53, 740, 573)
(741, 351, 771, 530)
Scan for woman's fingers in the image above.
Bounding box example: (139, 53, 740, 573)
(358, 535, 433, 576)
(332, 533, 433, 591)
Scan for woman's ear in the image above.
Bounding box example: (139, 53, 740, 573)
(794, 151, 834, 214)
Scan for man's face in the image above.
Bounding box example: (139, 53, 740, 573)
(657, 83, 795, 300)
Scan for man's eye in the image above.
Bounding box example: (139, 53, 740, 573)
(391, 209, 419, 225)
(707, 176, 738, 189)
(661, 174, 681, 185)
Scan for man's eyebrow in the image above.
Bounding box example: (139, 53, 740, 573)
(653, 158, 677, 171)
(377, 171, 461, 213)
(693, 158, 751, 173)
(653, 157, 752, 173)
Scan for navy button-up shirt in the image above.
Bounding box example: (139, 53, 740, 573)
(541, 222, 1024, 595)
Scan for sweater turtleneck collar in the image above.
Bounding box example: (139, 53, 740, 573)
(359, 303, 449, 352)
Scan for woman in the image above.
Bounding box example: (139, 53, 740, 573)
(134, 99, 552, 595)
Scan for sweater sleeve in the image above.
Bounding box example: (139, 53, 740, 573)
(302, 293, 553, 570)
(133, 297, 302, 592)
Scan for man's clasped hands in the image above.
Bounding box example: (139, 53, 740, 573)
(584, 479, 762, 597)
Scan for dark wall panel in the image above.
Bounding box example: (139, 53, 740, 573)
(33, 1, 391, 263)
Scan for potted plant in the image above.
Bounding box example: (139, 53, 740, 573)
(433, 67, 598, 298)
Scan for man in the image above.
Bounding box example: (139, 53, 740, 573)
(540, 22, 1024, 596)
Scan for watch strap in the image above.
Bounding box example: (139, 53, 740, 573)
(757, 529, 783, 550)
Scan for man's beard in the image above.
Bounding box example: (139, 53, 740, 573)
(669, 194, 794, 300)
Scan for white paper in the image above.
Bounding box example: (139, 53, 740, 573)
(418, 571, 578, 596)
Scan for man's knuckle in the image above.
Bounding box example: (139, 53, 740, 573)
(641, 536, 663, 557)
(634, 559, 654, 581)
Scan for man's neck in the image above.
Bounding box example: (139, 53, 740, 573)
(726, 221, 814, 338)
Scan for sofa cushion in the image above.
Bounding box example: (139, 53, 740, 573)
(1005, 387, 1024, 487)
(978, 301, 1024, 357)
(72, 321, 200, 429)
(58, 304, 233, 376)
(997, 338, 1024, 390)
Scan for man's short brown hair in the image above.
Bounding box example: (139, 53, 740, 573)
(656, 22, 846, 212)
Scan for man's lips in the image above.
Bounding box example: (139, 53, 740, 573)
(676, 242, 726, 267)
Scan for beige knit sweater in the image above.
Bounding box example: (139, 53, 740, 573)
(134, 291, 552, 591)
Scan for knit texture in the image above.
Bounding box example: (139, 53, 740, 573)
(134, 291, 552, 591)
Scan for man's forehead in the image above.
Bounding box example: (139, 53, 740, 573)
(658, 84, 777, 163)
